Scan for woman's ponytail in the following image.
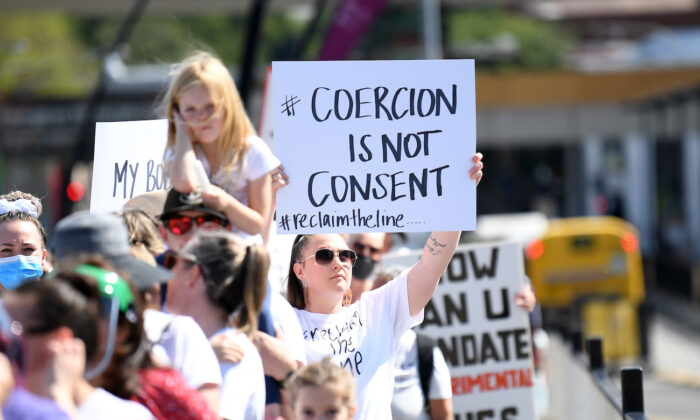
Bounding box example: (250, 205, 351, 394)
(190, 232, 268, 337)
(233, 244, 267, 336)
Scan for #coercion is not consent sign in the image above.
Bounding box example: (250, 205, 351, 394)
(272, 60, 476, 234)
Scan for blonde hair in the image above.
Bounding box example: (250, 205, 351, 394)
(161, 51, 256, 173)
(119, 209, 166, 256)
(285, 358, 356, 412)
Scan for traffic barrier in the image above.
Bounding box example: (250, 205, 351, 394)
(543, 330, 649, 420)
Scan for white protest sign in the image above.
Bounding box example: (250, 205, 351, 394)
(272, 60, 476, 234)
(382, 242, 536, 420)
(90, 119, 171, 214)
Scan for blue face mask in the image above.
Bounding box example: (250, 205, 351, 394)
(0, 255, 43, 290)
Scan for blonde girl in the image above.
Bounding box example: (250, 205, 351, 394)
(285, 357, 356, 420)
(162, 51, 280, 243)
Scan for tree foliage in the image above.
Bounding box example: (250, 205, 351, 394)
(0, 12, 99, 97)
(446, 8, 571, 72)
(0, 11, 306, 97)
(0, 7, 571, 97)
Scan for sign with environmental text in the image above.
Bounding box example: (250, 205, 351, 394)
(382, 241, 536, 420)
(272, 60, 476, 233)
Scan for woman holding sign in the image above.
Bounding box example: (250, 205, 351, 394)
(281, 155, 483, 419)
(161, 51, 280, 244)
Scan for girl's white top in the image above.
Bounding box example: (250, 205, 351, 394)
(166, 135, 280, 243)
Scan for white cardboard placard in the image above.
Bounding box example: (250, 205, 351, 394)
(382, 242, 536, 420)
(90, 119, 170, 214)
(272, 60, 476, 234)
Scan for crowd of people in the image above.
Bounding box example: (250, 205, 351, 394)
(0, 51, 537, 420)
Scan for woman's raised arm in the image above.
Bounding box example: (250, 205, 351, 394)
(406, 153, 483, 316)
(407, 231, 461, 316)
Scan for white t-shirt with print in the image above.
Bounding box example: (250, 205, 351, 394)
(144, 309, 222, 389)
(195, 135, 279, 207)
(78, 388, 154, 420)
(213, 327, 265, 420)
(391, 329, 453, 420)
(293, 270, 422, 419)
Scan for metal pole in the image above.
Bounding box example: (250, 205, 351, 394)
(621, 367, 645, 415)
(61, 0, 150, 218)
(570, 329, 583, 354)
(421, 0, 443, 59)
(239, 0, 268, 106)
(287, 0, 330, 60)
(586, 336, 604, 370)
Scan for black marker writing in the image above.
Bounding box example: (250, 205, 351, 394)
(113, 160, 139, 199)
(311, 85, 457, 122)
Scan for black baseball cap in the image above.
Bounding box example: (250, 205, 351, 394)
(160, 189, 228, 222)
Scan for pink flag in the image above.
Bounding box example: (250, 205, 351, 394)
(320, 0, 389, 60)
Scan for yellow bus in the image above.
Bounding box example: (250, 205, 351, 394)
(525, 216, 647, 362)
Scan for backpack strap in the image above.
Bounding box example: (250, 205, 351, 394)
(416, 333, 436, 411)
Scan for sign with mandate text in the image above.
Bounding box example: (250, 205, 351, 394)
(382, 242, 536, 420)
(90, 119, 171, 214)
(272, 60, 476, 233)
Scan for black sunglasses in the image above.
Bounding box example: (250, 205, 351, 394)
(298, 248, 357, 267)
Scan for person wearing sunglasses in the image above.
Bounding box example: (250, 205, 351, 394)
(165, 230, 268, 420)
(347, 232, 387, 304)
(53, 210, 222, 415)
(158, 188, 231, 255)
(283, 154, 483, 419)
(157, 187, 299, 418)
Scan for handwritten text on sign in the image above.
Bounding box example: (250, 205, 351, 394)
(90, 120, 171, 214)
(272, 60, 476, 233)
(382, 242, 536, 420)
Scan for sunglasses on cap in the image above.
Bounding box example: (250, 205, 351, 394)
(164, 214, 228, 235)
(298, 248, 358, 267)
